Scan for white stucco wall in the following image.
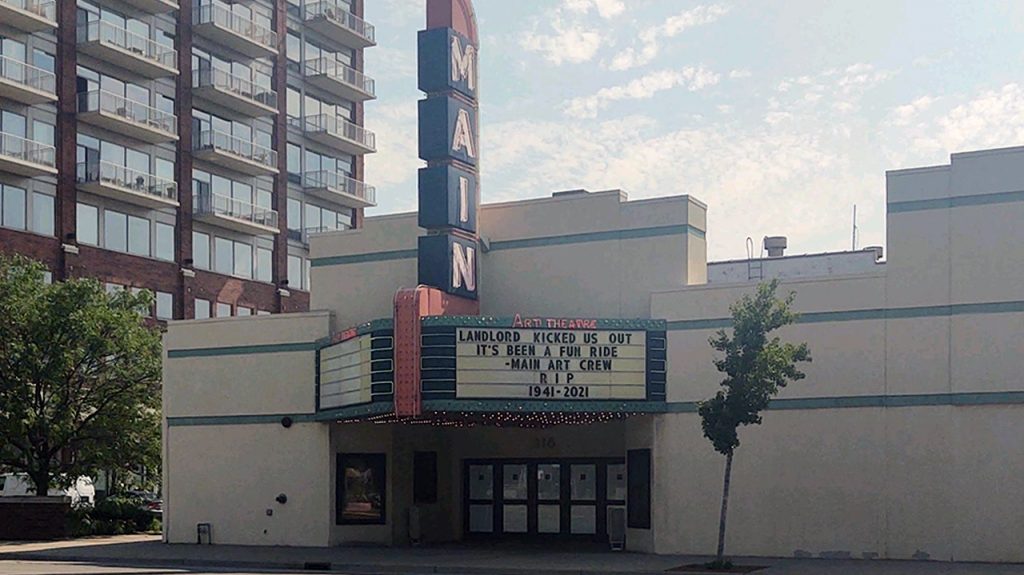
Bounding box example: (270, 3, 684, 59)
(161, 146, 1024, 560)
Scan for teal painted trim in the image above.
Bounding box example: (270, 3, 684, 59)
(423, 316, 667, 330)
(421, 399, 669, 413)
(668, 300, 1024, 332)
(314, 402, 394, 421)
(308, 225, 704, 268)
(167, 413, 316, 426)
(169, 392, 1024, 427)
(361, 318, 394, 334)
(489, 224, 701, 252)
(310, 249, 417, 268)
(167, 341, 319, 358)
(663, 391, 1024, 412)
(888, 189, 1024, 213)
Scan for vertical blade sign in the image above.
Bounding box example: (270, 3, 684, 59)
(417, 0, 480, 301)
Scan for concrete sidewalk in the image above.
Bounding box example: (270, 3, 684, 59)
(2, 535, 1024, 575)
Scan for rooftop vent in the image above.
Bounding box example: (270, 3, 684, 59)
(552, 189, 590, 198)
(764, 236, 787, 258)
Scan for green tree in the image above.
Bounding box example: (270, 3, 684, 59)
(0, 255, 162, 496)
(699, 279, 811, 568)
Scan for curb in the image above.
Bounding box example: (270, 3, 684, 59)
(0, 553, 676, 575)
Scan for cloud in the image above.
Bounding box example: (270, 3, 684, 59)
(728, 69, 752, 79)
(368, 0, 421, 26)
(563, 0, 625, 19)
(899, 84, 1024, 158)
(520, 17, 603, 65)
(364, 102, 420, 213)
(609, 4, 730, 71)
(887, 95, 936, 127)
(564, 66, 720, 118)
(479, 113, 876, 261)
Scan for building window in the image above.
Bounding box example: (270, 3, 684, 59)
(127, 215, 150, 256)
(287, 143, 301, 179)
(1, 185, 26, 230)
(31, 193, 54, 236)
(287, 198, 302, 232)
(193, 231, 210, 269)
(256, 309, 270, 316)
(214, 237, 233, 275)
(216, 302, 232, 317)
(194, 298, 211, 319)
(42, 271, 52, 284)
(288, 255, 302, 290)
(77, 204, 98, 245)
(104, 210, 127, 252)
(233, 242, 252, 278)
(155, 222, 174, 261)
(155, 291, 173, 320)
(236, 306, 252, 316)
(256, 247, 272, 282)
(337, 453, 386, 525)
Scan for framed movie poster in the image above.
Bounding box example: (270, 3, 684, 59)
(337, 453, 387, 525)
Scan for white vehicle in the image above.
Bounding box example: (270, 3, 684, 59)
(0, 473, 95, 505)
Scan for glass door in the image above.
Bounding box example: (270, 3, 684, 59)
(464, 458, 625, 540)
(466, 463, 493, 534)
(536, 463, 561, 534)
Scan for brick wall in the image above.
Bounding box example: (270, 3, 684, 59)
(0, 498, 70, 540)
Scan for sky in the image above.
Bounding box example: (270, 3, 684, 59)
(363, 0, 1024, 260)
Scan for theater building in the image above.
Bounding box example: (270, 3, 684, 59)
(163, 143, 1024, 562)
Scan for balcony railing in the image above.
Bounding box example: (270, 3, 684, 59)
(301, 223, 349, 245)
(77, 20, 177, 71)
(303, 170, 376, 204)
(303, 114, 375, 151)
(0, 131, 55, 168)
(304, 58, 375, 98)
(303, 1, 374, 44)
(78, 90, 177, 136)
(77, 161, 178, 202)
(193, 3, 277, 51)
(1, 0, 55, 22)
(195, 129, 277, 170)
(194, 189, 278, 229)
(193, 68, 277, 109)
(0, 55, 55, 94)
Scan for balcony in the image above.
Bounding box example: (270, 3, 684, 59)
(303, 58, 375, 103)
(303, 171, 376, 209)
(76, 161, 179, 209)
(0, 56, 56, 105)
(0, 132, 56, 177)
(78, 90, 178, 143)
(193, 129, 278, 176)
(0, 0, 56, 33)
(193, 190, 279, 235)
(77, 20, 178, 79)
(193, 68, 277, 118)
(303, 1, 375, 49)
(118, 0, 177, 15)
(193, 4, 277, 59)
(299, 224, 349, 246)
(302, 115, 375, 156)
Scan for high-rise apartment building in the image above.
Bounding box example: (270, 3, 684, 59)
(0, 0, 375, 319)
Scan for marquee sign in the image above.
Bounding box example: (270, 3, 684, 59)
(417, 0, 480, 301)
(318, 321, 394, 410)
(420, 316, 667, 402)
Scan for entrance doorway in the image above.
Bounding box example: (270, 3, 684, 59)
(463, 458, 626, 540)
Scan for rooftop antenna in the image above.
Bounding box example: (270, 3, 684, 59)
(852, 205, 859, 250)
